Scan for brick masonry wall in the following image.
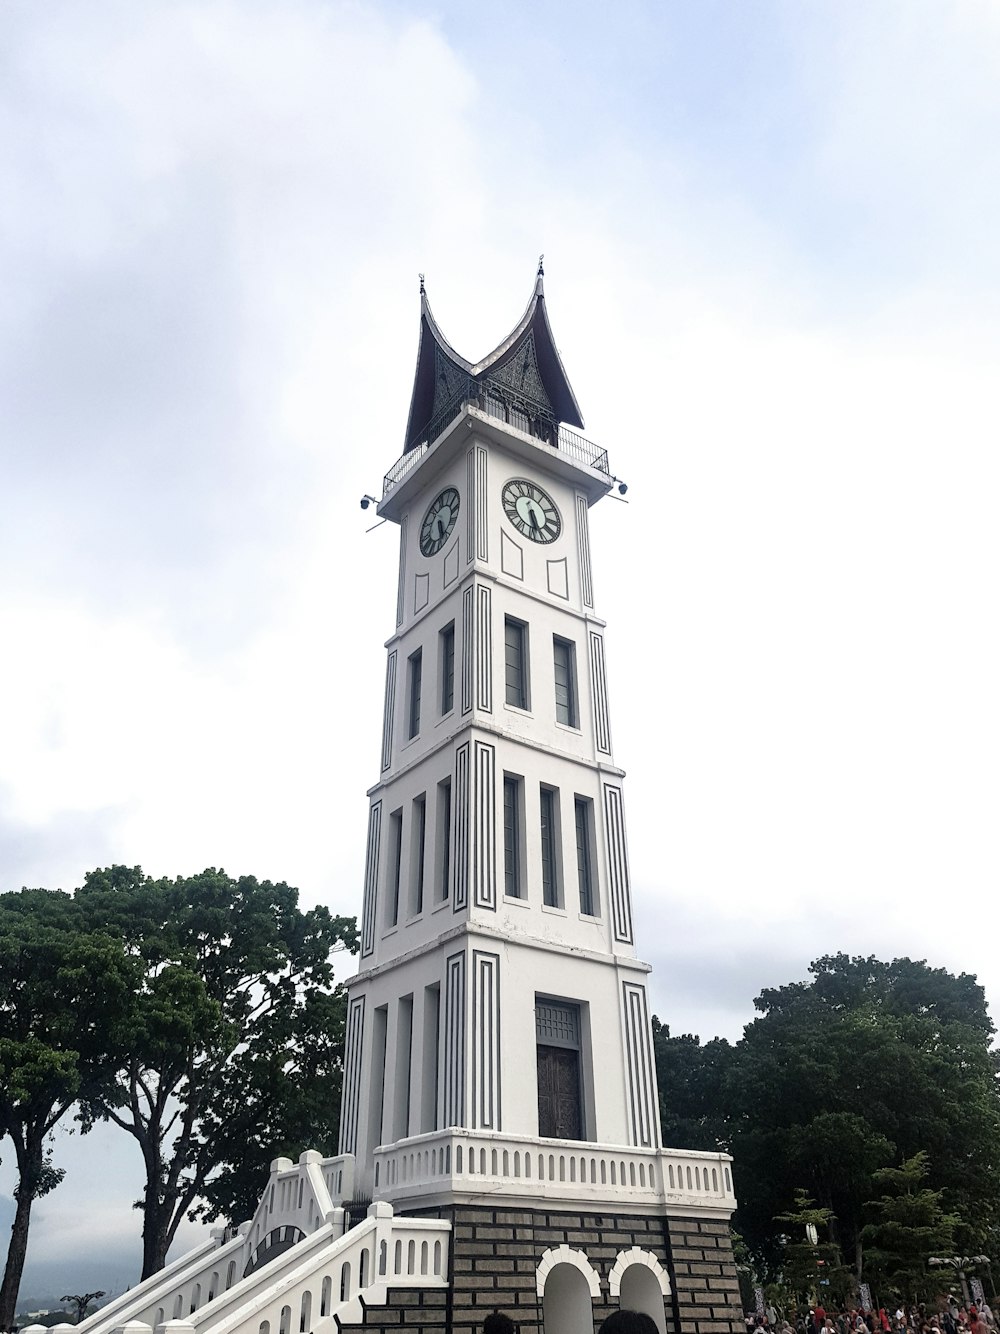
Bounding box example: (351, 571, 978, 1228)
(336, 1207, 743, 1334)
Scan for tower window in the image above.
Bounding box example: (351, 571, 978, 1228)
(411, 794, 426, 916)
(503, 774, 524, 898)
(437, 778, 452, 901)
(553, 636, 578, 727)
(387, 808, 403, 927)
(407, 648, 422, 739)
(575, 796, 596, 916)
(440, 622, 455, 715)
(504, 617, 529, 710)
(540, 786, 561, 908)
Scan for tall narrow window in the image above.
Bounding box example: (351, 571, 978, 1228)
(440, 622, 455, 715)
(504, 617, 528, 710)
(411, 795, 426, 916)
(575, 797, 595, 915)
(540, 786, 561, 907)
(393, 995, 413, 1141)
(369, 1005, 388, 1164)
(553, 636, 578, 727)
(503, 775, 523, 898)
(437, 778, 452, 901)
(407, 649, 422, 739)
(388, 808, 403, 926)
(421, 984, 440, 1133)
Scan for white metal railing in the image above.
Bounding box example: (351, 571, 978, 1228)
(373, 1131, 735, 1211)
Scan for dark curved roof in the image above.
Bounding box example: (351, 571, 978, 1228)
(403, 268, 584, 452)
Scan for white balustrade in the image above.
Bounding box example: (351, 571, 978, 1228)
(373, 1131, 735, 1211)
(187, 1204, 449, 1334)
(75, 1152, 360, 1334)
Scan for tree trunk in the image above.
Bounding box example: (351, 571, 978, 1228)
(0, 1157, 38, 1330)
(855, 1234, 863, 1282)
(140, 1192, 174, 1279)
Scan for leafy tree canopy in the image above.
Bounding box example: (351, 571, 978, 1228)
(655, 953, 1000, 1282)
(861, 1152, 959, 1305)
(0, 889, 139, 1328)
(75, 865, 358, 1278)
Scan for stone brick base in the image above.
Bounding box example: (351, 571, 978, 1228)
(336, 1206, 742, 1334)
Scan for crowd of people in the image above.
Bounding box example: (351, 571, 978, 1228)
(749, 1295, 997, 1334)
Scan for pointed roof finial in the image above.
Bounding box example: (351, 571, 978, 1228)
(537, 254, 545, 277)
(418, 272, 426, 295)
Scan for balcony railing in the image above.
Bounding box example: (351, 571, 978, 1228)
(383, 379, 610, 498)
(372, 1130, 735, 1212)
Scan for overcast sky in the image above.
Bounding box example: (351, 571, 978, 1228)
(2, 0, 999, 1298)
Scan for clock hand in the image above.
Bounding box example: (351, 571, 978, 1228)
(529, 507, 540, 530)
(436, 518, 444, 539)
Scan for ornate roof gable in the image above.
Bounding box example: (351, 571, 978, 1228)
(403, 265, 584, 452)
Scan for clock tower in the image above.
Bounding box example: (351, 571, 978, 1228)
(48, 266, 744, 1334)
(336, 264, 744, 1334)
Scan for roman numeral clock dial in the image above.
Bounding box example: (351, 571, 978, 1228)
(501, 479, 561, 544)
(419, 486, 460, 556)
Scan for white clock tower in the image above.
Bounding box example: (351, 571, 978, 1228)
(336, 264, 744, 1334)
(53, 266, 743, 1334)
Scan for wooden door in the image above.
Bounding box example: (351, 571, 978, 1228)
(536, 1044, 583, 1140)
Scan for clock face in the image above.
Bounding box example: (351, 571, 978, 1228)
(419, 487, 460, 556)
(502, 479, 561, 544)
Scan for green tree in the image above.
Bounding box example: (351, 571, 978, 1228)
(728, 955, 1000, 1277)
(774, 1190, 853, 1308)
(198, 983, 351, 1225)
(76, 866, 358, 1278)
(0, 890, 137, 1329)
(652, 1017, 733, 1152)
(861, 1153, 958, 1305)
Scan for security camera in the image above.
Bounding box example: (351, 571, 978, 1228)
(617, 481, 628, 496)
(360, 494, 378, 510)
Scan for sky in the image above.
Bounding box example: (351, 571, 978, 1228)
(2, 0, 999, 1297)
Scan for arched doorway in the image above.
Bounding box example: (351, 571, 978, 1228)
(542, 1262, 595, 1334)
(619, 1265, 668, 1334)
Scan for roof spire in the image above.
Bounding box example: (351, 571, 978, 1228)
(418, 272, 426, 296)
(537, 253, 545, 277)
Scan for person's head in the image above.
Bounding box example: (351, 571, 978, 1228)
(483, 1314, 516, 1334)
(598, 1312, 660, 1334)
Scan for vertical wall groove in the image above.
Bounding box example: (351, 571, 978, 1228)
(461, 585, 474, 715)
(472, 950, 501, 1131)
(360, 800, 382, 958)
(472, 740, 497, 910)
(576, 493, 594, 608)
(395, 515, 408, 628)
(475, 445, 488, 562)
(338, 995, 366, 1155)
(589, 630, 612, 756)
(475, 584, 493, 713)
(603, 783, 634, 943)
(453, 742, 470, 911)
(443, 951, 467, 1128)
(622, 981, 657, 1148)
(466, 448, 475, 565)
(380, 651, 397, 772)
